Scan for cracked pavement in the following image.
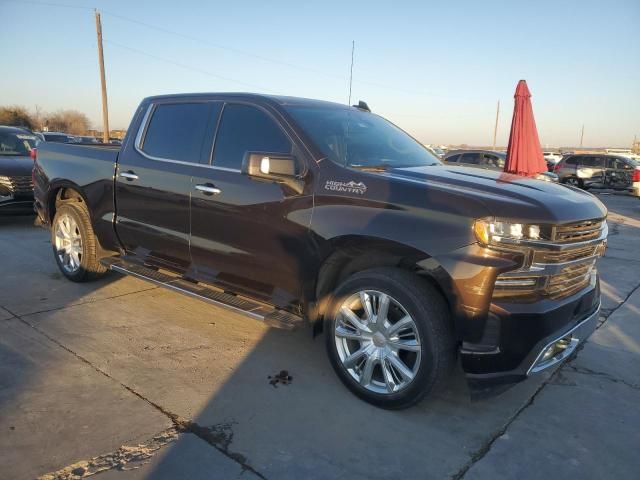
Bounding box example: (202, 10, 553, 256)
(1, 192, 638, 480)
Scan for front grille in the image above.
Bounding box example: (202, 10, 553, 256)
(553, 220, 603, 243)
(533, 244, 598, 264)
(0, 176, 33, 196)
(546, 260, 596, 299)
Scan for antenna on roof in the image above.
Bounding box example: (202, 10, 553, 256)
(348, 40, 355, 105)
(353, 100, 371, 112)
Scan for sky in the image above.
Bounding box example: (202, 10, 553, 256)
(1, 0, 638, 147)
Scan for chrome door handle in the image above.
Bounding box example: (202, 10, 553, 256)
(119, 171, 139, 181)
(195, 184, 221, 195)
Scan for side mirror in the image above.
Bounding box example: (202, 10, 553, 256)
(243, 153, 298, 178)
(242, 152, 303, 194)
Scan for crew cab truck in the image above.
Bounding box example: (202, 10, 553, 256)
(34, 93, 608, 409)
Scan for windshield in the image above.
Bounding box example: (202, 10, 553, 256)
(286, 106, 441, 169)
(0, 131, 37, 156)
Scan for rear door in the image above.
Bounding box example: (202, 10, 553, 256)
(577, 156, 605, 187)
(189, 102, 314, 307)
(458, 152, 482, 168)
(115, 101, 218, 271)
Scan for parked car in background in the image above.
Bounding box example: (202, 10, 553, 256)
(554, 154, 640, 197)
(0, 125, 36, 214)
(75, 136, 102, 145)
(34, 92, 606, 409)
(40, 132, 76, 143)
(444, 149, 558, 182)
(543, 151, 562, 171)
(108, 138, 123, 145)
(543, 152, 562, 164)
(427, 146, 446, 158)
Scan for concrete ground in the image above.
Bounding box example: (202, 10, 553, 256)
(0, 192, 638, 480)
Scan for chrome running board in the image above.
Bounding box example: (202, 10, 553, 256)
(101, 258, 304, 330)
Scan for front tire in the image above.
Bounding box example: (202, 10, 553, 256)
(562, 176, 584, 189)
(51, 202, 107, 282)
(324, 268, 455, 409)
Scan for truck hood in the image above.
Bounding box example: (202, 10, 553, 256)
(388, 165, 607, 224)
(0, 155, 34, 177)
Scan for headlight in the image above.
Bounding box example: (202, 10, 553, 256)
(474, 219, 542, 245)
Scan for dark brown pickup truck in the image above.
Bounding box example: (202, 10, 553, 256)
(34, 93, 607, 408)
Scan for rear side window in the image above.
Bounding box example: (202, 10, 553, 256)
(580, 156, 604, 168)
(564, 156, 578, 166)
(212, 104, 291, 170)
(460, 152, 481, 165)
(142, 103, 219, 163)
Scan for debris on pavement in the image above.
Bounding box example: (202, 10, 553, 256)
(268, 370, 293, 387)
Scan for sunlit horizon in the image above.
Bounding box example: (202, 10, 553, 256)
(1, 0, 638, 148)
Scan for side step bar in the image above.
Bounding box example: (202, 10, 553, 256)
(101, 258, 304, 330)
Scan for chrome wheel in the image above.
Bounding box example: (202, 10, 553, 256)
(54, 213, 83, 273)
(334, 290, 422, 394)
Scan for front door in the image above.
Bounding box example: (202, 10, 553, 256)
(605, 157, 633, 189)
(115, 101, 218, 271)
(189, 102, 314, 308)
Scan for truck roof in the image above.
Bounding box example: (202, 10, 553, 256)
(142, 92, 351, 110)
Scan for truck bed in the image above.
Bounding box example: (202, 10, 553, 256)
(33, 141, 121, 250)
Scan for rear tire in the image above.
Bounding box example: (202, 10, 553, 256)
(51, 202, 107, 282)
(324, 267, 455, 409)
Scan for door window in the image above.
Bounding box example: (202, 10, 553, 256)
(212, 104, 292, 170)
(446, 154, 461, 163)
(142, 103, 220, 164)
(482, 153, 505, 168)
(607, 157, 630, 169)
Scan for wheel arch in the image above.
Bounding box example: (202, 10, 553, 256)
(310, 235, 456, 337)
(47, 181, 91, 225)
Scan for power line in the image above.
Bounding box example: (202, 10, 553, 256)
(103, 39, 281, 93)
(3, 0, 487, 102)
(0, 0, 92, 10)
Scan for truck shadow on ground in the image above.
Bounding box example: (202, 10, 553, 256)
(139, 321, 547, 480)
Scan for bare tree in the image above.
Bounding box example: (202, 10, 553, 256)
(44, 110, 91, 135)
(0, 106, 36, 130)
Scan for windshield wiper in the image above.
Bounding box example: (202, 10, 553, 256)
(349, 164, 392, 172)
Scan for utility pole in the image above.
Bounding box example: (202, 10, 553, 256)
(34, 105, 42, 131)
(492, 100, 500, 150)
(95, 10, 110, 144)
(580, 124, 584, 148)
(348, 40, 355, 105)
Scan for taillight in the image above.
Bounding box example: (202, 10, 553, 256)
(553, 162, 561, 172)
(30, 148, 37, 161)
(633, 168, 640, 183)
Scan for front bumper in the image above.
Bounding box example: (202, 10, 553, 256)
(425, 237, 604, 398)
(462, 273, 600, 397)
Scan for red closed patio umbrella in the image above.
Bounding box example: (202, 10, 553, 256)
(504, 80, 547, 176)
